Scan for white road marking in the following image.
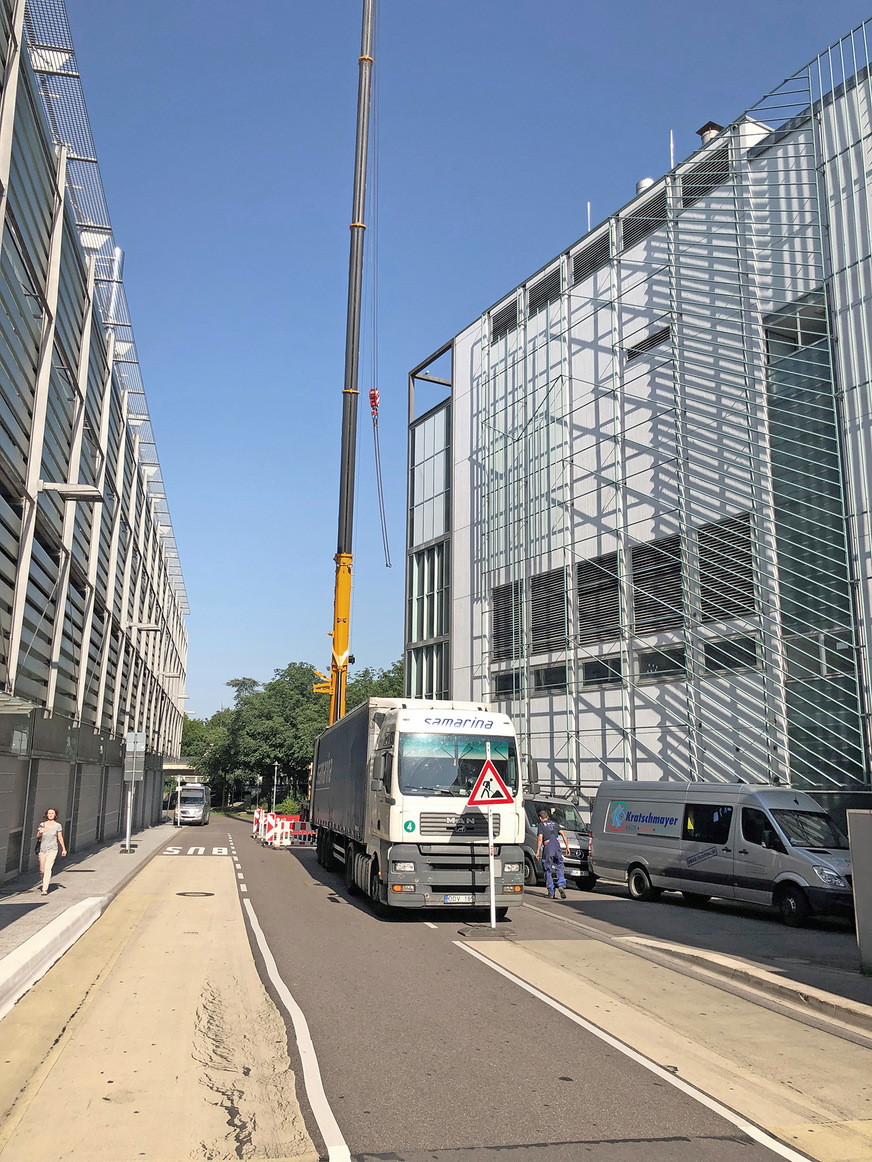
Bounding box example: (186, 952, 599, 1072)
(243, 899, 350, 1161)
(455, 942, 811, 1162)
(237, 872, 244, 880)
(424, 922, 438, 929)
(240, 884, 247, 892)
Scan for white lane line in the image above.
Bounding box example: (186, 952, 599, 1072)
(424, 922, 438, 929)
(243, 899, 350, 1162)
(240, 884, 247, 892)
(455, 942, 811, 1162)
(237, 872, 244, 879)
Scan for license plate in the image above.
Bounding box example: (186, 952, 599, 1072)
(567, 869, 579, 876)
(444, 894, 474, 905)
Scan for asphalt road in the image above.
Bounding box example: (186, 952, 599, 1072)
(218, 817, 790, 1162)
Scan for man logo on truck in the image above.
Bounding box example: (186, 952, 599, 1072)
(607, 801, 629, 832)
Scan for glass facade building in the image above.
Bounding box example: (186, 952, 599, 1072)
(0, 0, 187, 877)
(406, 23, 872, 808)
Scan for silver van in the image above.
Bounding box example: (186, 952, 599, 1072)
(172, 782, 211, 826)
(590, 782, 853, 925)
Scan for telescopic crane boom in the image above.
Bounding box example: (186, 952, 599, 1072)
(313, 0, 374, 724)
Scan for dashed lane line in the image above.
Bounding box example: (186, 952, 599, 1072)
(455, 941, 812, 1162)
(243, 899, 350, 1162)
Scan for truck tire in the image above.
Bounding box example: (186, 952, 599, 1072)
(627, 865, 660, 902)
(368, 860, 387, 917)
(523, 857, 538, 886)
(496, 907, 509, 921)
(322, 831, 337, 872)
(776, 883, 810, 927)
(345, 844, 358, 894)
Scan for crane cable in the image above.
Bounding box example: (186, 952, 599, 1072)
(368, 2, 391, 569)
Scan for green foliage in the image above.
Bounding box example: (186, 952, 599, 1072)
(192, 658, 404, 799)
(275, 796, 301, 816)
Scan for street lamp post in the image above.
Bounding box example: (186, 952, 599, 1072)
(272, 760, 279, 814)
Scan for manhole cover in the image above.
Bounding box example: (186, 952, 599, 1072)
(176, 892, 214, 897)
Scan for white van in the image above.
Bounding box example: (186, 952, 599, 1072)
(589, 782, 853, 926)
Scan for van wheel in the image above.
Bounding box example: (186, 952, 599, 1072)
(627, 866, 659, 902)
(524, 857, 538, 886)
(576, 874, 597, 891)
(682, 892, 710, 906)
(777, 884, 810, 927)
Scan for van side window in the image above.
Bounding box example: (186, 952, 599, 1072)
(683, 803, 733, 845)
(741, 807, 784, 852)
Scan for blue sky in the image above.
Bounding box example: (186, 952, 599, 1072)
(65, 0, 872, 718)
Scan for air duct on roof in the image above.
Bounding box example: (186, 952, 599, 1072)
(636, 177, 655, 195)
(697, 120, 724, 145)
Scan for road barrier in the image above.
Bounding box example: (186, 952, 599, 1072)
(254, 811, 315, 848)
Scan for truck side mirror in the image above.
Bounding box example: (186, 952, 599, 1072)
(370, 781, 380, 792)
(523, 754, 540, 796)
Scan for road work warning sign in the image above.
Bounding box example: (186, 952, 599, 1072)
(466, 760, 514, 806)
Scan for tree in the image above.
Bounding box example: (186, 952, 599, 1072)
(225, 677, 261, 705)
(346, 658, 404, 709)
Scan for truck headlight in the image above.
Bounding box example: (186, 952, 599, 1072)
(503, 862, 521, 873)
(392, 861, 415, 873)
(813, 866, 847, 888)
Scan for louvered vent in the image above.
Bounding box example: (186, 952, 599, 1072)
(491, 300, 518, 342)
(698, 513, 755, 622)
(682, 145, 730, 208)
(622, 190, 668, 249)
(530, 568, 567, 653)
(626, 325, 670, 362)
(632, 536, 683, 634)
(573, 233, 610, 285)
(527, 268, 561, 318)
(576, 553, 621, 645)
(492, 580, 523, 661)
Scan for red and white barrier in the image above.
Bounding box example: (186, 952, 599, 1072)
(256, 812, 316, 848)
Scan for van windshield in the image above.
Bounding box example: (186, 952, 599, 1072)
(771, 810, 848, 850)
(535, 802, 587, 833)
(180, 790, 205, 805)
(398, 733, 517, 797)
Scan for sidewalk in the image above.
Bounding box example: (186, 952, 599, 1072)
(0, 821, 175, 1018)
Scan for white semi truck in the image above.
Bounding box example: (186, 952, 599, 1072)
(311, 698, 526, 915)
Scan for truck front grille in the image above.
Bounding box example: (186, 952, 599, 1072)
(419, 813, 500, 838)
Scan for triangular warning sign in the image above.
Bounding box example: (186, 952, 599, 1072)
(466, 760, 514, 806)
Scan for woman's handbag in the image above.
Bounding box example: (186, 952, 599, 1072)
(34, 830, 42, 855)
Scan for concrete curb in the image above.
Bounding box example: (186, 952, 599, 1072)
(0, 827, 171, 1020)
(623, 936, 872, 1035)
(0, 897, 108, 1020)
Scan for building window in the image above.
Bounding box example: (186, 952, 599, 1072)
(408, 541, 449, 644)
(581, 656, 622, 686)
(530, 568, 567, 654)
(577, 553, 620, 645)
(703, 635, 759, 672)
(533, 665, 566, 694)
(491, 299, 518, 342)
(410, 405, 449, 547)
(638, 646, 685, 681)
(527, 268, 561, 318)
(632, 536, 683, 634)
(621, 189, 667, 249)
(681, 145, 730, 207)
(698, 513, 755, 622)
(492, 580, 523, 661)
(492, 671, 520, 699)
(572, 233, 610, 285)
(407, 641, 449, 700)
(626, 325, 671, 362)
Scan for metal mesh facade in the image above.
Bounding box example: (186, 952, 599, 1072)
(410, 22, 872, 801)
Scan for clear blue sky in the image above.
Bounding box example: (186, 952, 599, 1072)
(65, 0, 872, 718)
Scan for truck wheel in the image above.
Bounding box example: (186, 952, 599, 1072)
(777, 884, 810, 927)
(523, 857, 537, 886)
(627, 866, 660, 902)
(344, 845, 358, 894)
(368, 861, 387, 917)
(495, 907, 509, 921)
(322, 831, 337, 872)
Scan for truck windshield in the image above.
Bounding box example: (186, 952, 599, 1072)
(535, 802, 586, 833)
(398, 734, 518, 797)
(770, 810, 848, 850)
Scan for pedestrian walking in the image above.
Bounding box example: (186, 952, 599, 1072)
(35, 808, 66, 896)
(535, 808, 568, 899)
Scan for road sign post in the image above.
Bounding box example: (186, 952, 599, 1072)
(466, 746, 514, 930)
(122, 732, 146, 854)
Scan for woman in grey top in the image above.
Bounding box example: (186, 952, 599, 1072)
(35, 807, 66, 896)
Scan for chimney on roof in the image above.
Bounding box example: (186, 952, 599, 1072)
(697, 121, 724, 145)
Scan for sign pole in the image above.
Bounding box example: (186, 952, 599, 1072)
(123, 784, 134, 853)
(488, 805, 496, 929)
(122, 732, 146, 853)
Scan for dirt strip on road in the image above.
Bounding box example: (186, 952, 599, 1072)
(0, 852, 317, 1162)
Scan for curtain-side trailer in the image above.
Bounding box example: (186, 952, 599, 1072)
(311, 698, 526, 915)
